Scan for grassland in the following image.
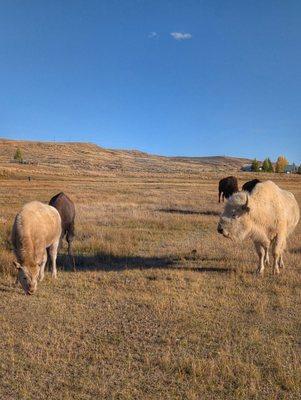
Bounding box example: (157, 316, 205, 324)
(0, 143, 300, 399)
(0, 138, 251, 177)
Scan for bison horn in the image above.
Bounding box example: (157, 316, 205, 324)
(242, 195, 250, 212)
(13, 261, 21, 270)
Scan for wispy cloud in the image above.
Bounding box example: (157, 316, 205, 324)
(148, 32, 159, 39)
(170, 32, 192, 41)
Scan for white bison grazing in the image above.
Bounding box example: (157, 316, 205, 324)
(12, 201, 62, 294)
(217, 181, 300, 274)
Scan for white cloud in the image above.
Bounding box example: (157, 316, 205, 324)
(170, 32, 192, 41)
(148, 32, 159, 39)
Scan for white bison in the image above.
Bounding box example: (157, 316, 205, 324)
(12, 201, 61, 294)
(217, 181, 299, 274)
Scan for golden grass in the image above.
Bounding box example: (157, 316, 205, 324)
(0, 163, 300, 399)
(0, 138, 251, 177)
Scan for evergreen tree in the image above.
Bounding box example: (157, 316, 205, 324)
(262, 158, 270, 172)
(251, 158, 260, 172)
(13, 148, 23, 163)
(265, 158, 273, 172)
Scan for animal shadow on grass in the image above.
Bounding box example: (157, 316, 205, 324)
(57, 252, 233, 274)
(290, 248, 301, 254)
(157, 208, 220, 217)
(57, 253, 177, 272)
(183, 266, 234, 273)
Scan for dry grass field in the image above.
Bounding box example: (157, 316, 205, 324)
(0, 142, 300, 399)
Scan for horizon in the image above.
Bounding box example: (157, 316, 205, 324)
(1, 1, 301, 164)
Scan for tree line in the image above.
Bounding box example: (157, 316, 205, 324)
(251, 156, 301, 174)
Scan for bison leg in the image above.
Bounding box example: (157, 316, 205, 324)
(218, 190, 221, 203)
(39, 251, 47, 281)
(273, 256, 280, 274)
(66, 231, 76, 271)
(254, 242, 266, 274)
(279, 254, 285, 269)
(272, 236, 286, 274)
(49, 239, 60, 279)
(264, 248, 270, 266)
(66, 231, 74, 257)
(67, 236, 76, 271)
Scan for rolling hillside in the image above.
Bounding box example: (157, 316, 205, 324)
(0, 138, 251, 176)
(171, 155, 252, 169)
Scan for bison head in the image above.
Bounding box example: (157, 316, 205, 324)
(217, 192, 251, 241)
(14, 261, 39, 295)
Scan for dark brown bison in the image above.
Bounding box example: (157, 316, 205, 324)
(49, 192, 75, 256)
(218, 176, 238, 202)
(242, 179, 261, 193)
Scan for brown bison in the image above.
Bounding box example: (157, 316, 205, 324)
(242, 179, 261, 193)
(12, 201, 61, 294)
(218, 176, 238, 202)
(49, 192, 75, 256)
(217, 181, 300, 275)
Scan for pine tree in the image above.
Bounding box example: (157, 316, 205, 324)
(298, 164, 301, 174)
(262, 158, 270, 172)
(266, 158, 273, 172)
(13, 148, 23, 163)
(251, 158, 260, 172)
(275, 156, 288, 173)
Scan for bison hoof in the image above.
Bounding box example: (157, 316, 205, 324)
(256, 268, 264, 275)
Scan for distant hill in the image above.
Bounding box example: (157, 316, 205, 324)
(0, 138, 252, 176)
(171, 155, 252, 169)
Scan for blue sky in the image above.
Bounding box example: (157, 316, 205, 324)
(0, 0, 300, 163)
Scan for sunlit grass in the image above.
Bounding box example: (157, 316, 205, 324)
(0, 168, 300, 399)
